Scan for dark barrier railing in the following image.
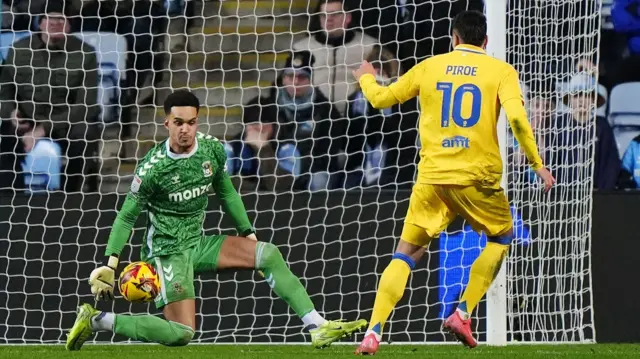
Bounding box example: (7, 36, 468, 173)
(590, 191, 640, 343)
(0, 190, 636, 343)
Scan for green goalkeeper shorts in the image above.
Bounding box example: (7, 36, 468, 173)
(149, 235, 227, 309)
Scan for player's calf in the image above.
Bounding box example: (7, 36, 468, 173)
(456, 231, 512, 320)
(110, 312, 195, 346)
(255, 242, 325, 327)
(361, 244, 421, 347)
(161, 322, 195, 346)
(445, 230, 513, 349)
(255, 241, 366, 347)
(65, 303, 195, 350)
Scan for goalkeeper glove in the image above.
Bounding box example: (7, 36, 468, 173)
(89, 256, 119, 301)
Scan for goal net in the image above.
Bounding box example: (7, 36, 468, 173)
(0, 0, 599, 344)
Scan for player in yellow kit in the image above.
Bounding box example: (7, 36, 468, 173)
(352, 11, 556, 354)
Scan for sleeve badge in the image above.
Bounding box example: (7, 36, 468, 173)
(131, 175, 142, 193)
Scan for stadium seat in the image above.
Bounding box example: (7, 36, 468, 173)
(72, 32, 128, 124)
(609, 82, 640, 157)
(22, 139, 62, 193)
(0, 31, 31, 63)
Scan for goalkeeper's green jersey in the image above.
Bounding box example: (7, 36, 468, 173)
(105, 132, 254, 260)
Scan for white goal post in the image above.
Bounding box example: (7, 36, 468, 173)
(0, 0, 599, 345)
(486, 0, 509, 346)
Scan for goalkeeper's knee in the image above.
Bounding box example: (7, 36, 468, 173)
(255, 241, 285, 270)
(164, 321, 194, 347)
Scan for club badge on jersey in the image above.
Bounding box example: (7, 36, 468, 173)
(202, 161, 213, 177)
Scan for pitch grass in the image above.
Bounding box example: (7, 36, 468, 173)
(1, 344, 640, 359)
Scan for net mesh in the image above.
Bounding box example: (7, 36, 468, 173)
(0, 0, 598, 344)
(506, 0, 600, 342)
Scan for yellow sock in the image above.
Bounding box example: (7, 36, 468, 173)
(459, 242, 509, 316)
(367, 255, 414, 337)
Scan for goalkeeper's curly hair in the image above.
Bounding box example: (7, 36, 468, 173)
(163, 90, 200, 116)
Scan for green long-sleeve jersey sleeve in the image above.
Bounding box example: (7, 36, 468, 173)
(105, 163, 153, 257)
(213, 171, 254, 236)
(105, 196, 143, 257)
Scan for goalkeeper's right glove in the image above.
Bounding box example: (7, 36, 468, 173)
(89, 256, 119, 301)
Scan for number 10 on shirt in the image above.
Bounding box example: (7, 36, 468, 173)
(437, 82, 482, 128)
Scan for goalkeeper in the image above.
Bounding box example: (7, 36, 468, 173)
(65, 90, 365, 350)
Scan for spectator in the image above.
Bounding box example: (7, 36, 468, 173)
(610, 0, 640, 86)
(619, 135, 640, 188)
(599, 0, 628, 89)
(507, 0, 598, 85)
(74, 0, 167, 105)
(547, 73, 621, 190)
(355, 0, 408, 59)
(1, 0, 33, 31)
(293, 0, 380, 115)
(342, 45, 400, 188)
(357, 0, 483, 72)
(224, 115, 297, 192)
(225, 51, 344, 191)
(0, 0, 100, 192)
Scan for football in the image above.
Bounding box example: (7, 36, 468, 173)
(118, 261, 161, 302)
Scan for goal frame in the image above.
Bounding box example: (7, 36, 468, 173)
(485, 0, 599, 346)
(486, 0, 509, 346)
(0, 0, 601, 346)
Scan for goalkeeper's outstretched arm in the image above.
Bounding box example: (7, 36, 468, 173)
(105, 197, 143, 258)
(105, 173, 152, 258)
(89, 177, 149, 301)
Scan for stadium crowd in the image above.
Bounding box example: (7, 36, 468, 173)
(0, 0, 639, 193)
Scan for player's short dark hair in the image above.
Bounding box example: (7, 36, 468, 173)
(163, 90, 200, 116)
(452, 10, 487, 47)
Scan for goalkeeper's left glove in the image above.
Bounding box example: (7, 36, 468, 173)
(89, 255, 119, 301)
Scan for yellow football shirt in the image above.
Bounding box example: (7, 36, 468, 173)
(359, 44, 543, 188)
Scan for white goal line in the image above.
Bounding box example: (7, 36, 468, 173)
(0, 340, 597, 346)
